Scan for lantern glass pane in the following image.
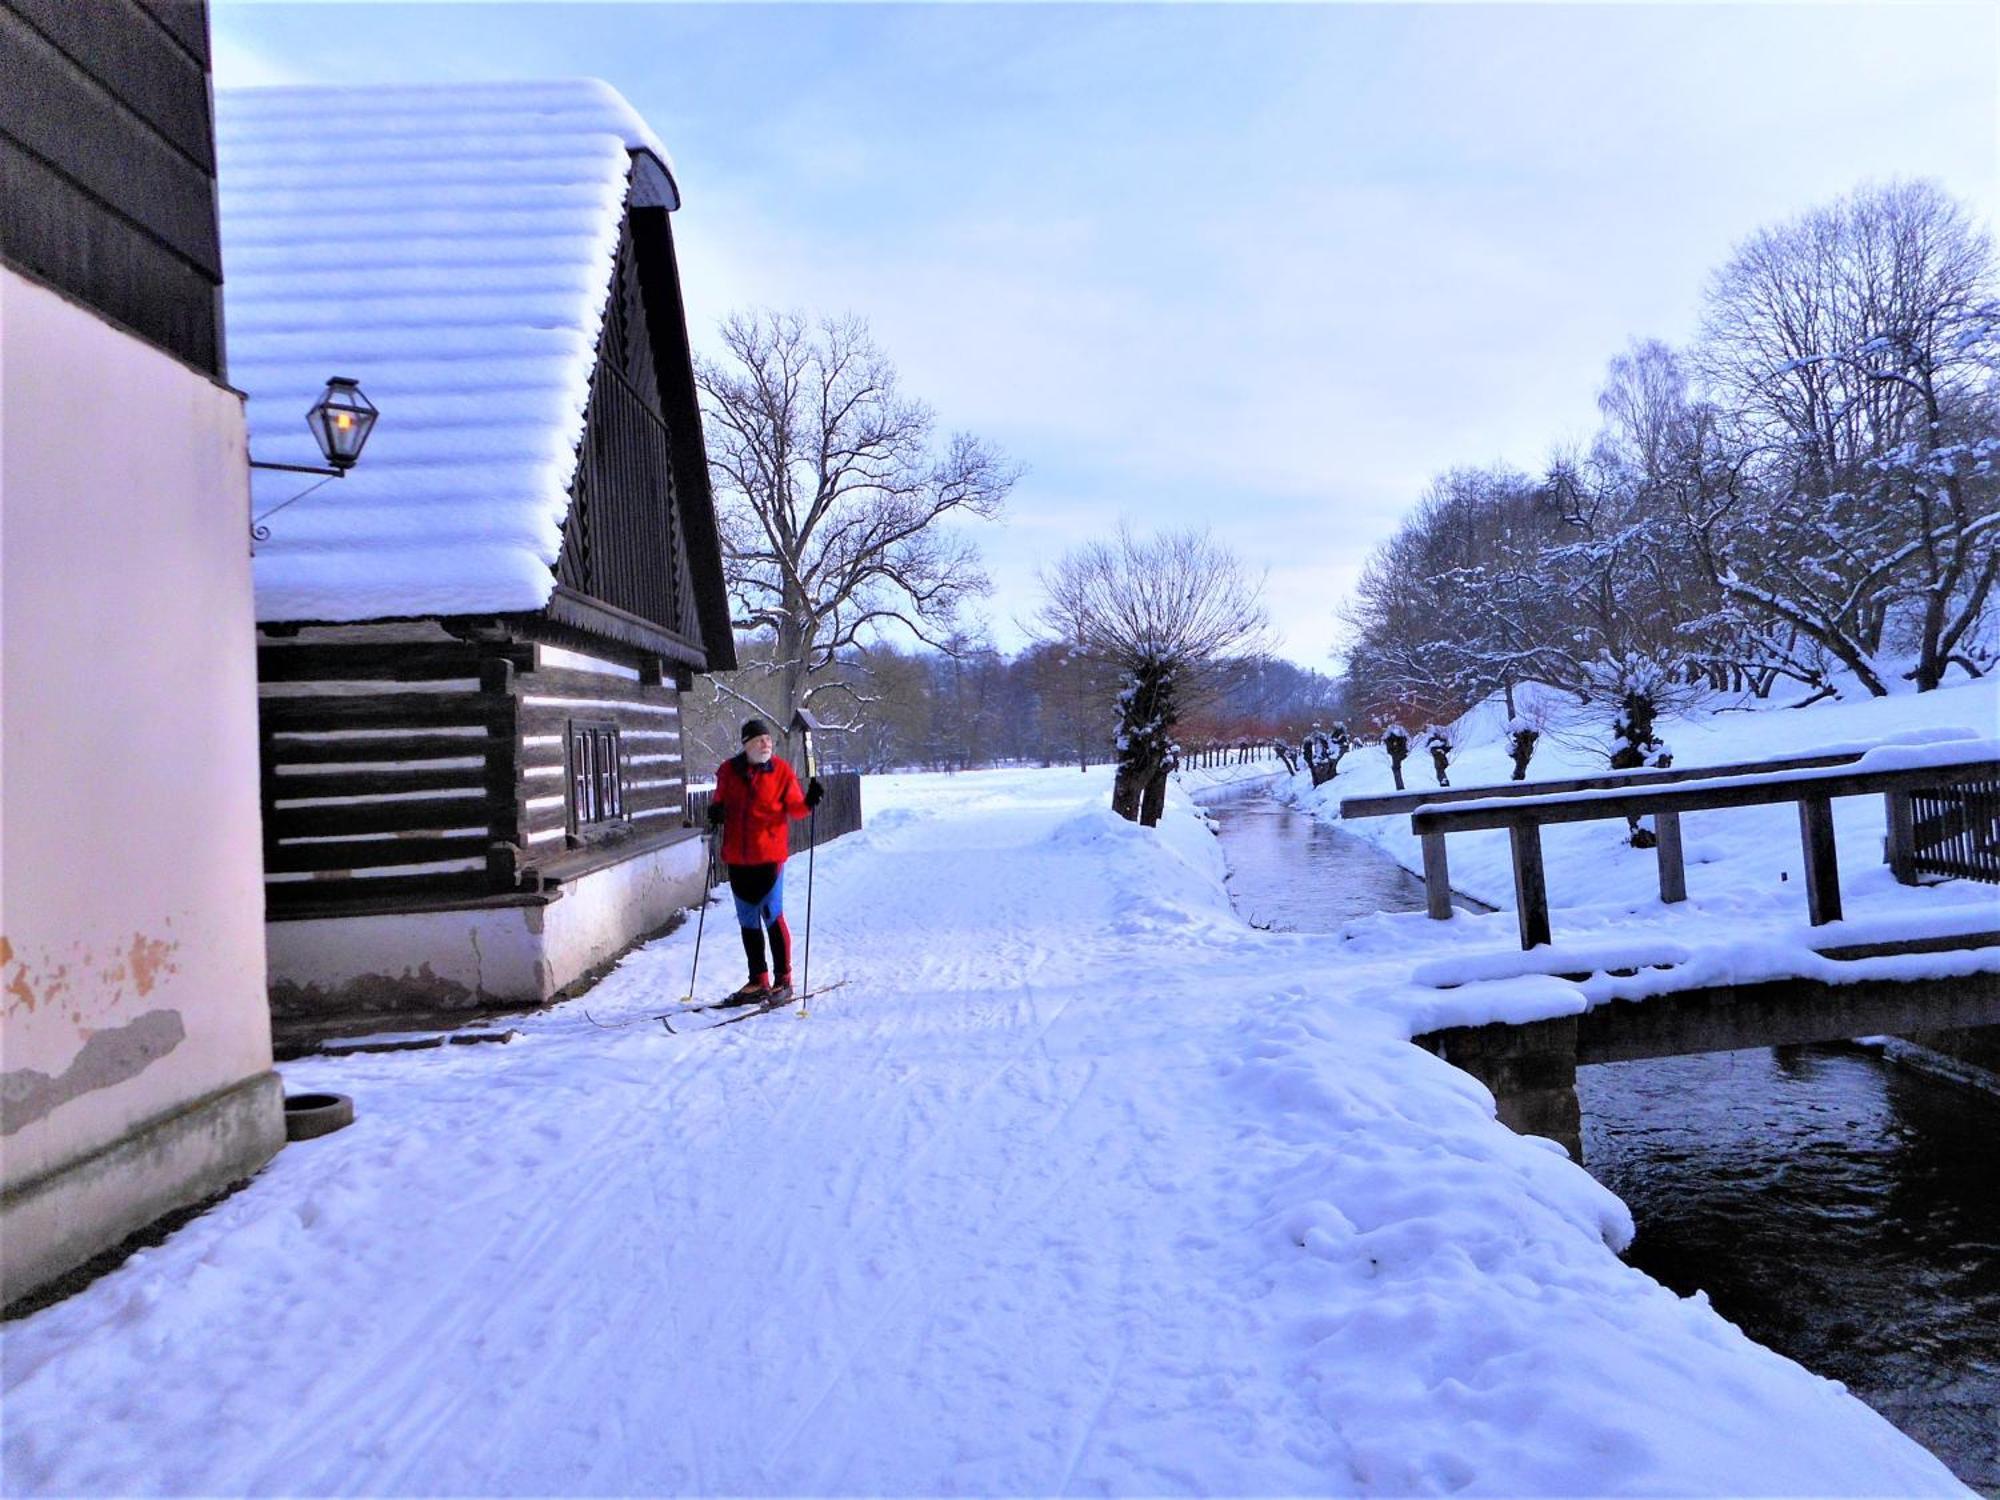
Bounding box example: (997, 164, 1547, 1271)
(306, 380, 378, 468)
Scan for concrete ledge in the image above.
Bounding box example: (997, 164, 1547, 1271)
(267, 834, 710, 1027)
(1881, 1027, 2000, 1098)
(1577, 971, 2000, 1065)
(1, 1070, 286, 1306)
(1416, 1015, 1582, 1161)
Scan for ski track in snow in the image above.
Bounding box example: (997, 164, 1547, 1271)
(0, 768, 1974, 1497)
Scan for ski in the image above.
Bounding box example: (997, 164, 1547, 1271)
(692, 980, 851, 1031)
(582, 980, 849, 1034)
(682, 987, 785, 1014)
(675, 990, 794, 1032)
(581, 990, 766, 1030)
(581, 1006, 683, 1030)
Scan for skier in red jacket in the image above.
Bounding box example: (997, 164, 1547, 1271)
(706, 718, 823, 1001)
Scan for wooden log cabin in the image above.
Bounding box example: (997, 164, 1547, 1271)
(216, 82, 736, 1023)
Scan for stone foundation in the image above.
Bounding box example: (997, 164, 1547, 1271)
(1, 1071, 286, 1305)
(267, 833, 709, 1023)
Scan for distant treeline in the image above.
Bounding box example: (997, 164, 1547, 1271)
(684, 638, 1344, 775)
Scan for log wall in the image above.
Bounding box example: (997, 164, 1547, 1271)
(258, 626, 695, 915)
(258, 628, 528, 914)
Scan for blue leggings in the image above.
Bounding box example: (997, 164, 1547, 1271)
(729, 862, 785, 927)
(729, 863, 791, 979)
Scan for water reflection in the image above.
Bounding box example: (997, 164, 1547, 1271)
(1209, 793, 2000, 1495)
(1581, 1048, 2000, 1495)
(1208, 794, 1431, 927)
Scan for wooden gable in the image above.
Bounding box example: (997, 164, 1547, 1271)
(549, 193, 717, 668)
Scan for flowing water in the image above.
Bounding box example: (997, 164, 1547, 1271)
(1209, 793, 2000, 1495)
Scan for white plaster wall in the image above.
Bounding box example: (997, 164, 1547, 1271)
(542, 834, 707, 990)
(266, 902, 551, 1011)
(0, 268, 275, 1188)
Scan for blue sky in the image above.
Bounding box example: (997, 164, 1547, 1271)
(212, 2, 1999, 669)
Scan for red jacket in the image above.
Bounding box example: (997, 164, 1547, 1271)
(712, 753, 810, 866)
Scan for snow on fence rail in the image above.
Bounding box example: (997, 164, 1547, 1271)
(1390, 746, 2000, 950)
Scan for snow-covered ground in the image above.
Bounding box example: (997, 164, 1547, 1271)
(1291, 679, 2000, 1021)
(3, 759, 1974, 1495)
(1305, 677, 1998, 916)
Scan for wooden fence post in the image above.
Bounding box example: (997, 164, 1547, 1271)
(1510, 821, 1551, 949)
(1798, 795, 1842, 925)
(1655, 811, 1687, 904)
(1421, 830, 1454, 921)
(1884, 791, 1918, 885)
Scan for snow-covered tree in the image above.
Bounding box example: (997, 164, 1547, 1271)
(1301, 722, 1353, 787)
(1579, 653, 1688, 846)
(1336, 181, 1999, 717)
(1036, 526, 1269, 826)
(1381, 723, 1411, 792)
(1505, 717, 1541, 781)
(1424, 724, 1454, 788)
(1689, 181, 1999, 695)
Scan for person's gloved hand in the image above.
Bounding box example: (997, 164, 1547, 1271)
(805, 777, 825, 810)
(706, 800, 726, 827)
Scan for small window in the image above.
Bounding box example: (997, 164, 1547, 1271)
(567, 720, 624, 832)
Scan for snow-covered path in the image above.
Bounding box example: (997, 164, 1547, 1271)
(1, 771, 1971, 1496)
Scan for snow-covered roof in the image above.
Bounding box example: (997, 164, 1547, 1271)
(218, 81, 679, 623)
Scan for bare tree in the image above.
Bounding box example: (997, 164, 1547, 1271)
(1036, 526, 1270, 826)
(696, 310, 1016, 747)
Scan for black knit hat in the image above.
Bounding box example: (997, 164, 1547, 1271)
(740, 718, 772, 744)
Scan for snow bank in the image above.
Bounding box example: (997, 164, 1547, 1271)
(217, 80, 671, 622)
(0, 765, 1969, 1496)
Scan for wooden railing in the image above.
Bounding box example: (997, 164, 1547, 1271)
(1891, 778, 2000, 885)
(1181, 743, 1277, 770)
(1358, 748, 2000, 950)
(1337, 746, 1882, 822)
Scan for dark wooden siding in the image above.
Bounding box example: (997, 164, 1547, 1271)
(0, 0, 223, 375)
(632, 202, 737, 671)
(260, 631, 699, 914)
(512, 653, 691, 870)
(259, 634, 531, 914)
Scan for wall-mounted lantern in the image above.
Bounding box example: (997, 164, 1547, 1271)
(249, 376, 379, 544)
(305, 377, 378, 471)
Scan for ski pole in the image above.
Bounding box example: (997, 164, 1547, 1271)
(798, 806, 817, 1017)
(683, 824, 718, 1006)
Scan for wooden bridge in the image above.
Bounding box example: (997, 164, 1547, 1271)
(1338, 740, 2000, 1160)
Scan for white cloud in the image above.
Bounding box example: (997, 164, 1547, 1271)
(209, 28, 307, 88)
